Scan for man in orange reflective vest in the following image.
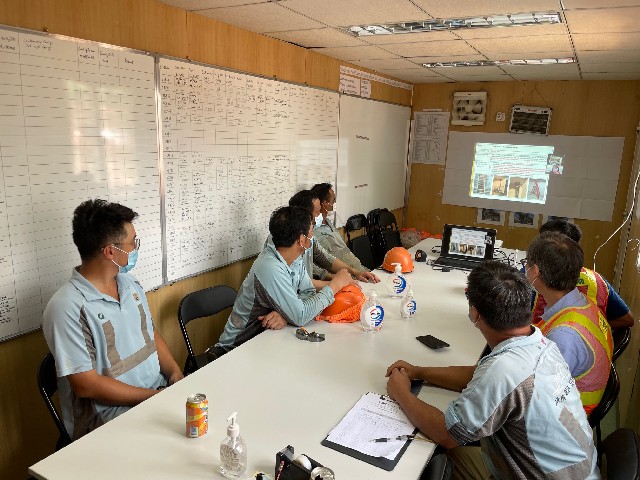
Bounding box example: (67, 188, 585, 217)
(525, 232, 612, 414)
(533, 220, 634, 331)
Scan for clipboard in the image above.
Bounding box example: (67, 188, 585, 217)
(321, 380, 423, 471)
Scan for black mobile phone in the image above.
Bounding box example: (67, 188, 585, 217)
(416, 335, 450, 350)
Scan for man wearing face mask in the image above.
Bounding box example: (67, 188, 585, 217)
(311, 183, 380, 283)
(42, 199, 183, 440)
(525, 231, 612, 414)
(288, 189, 378, 288)
(206, 206, 352, 359)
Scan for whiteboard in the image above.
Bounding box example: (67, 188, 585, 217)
(158, 57, 339, 281)
(336, 95, 410, 227)
(0, 26, 163, 342)
(442, 132, 624, 221)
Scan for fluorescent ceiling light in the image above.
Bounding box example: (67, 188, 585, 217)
(423, 58, 575, 68)
(346, 12, 561, 36)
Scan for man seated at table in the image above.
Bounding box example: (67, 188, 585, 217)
(43, 199, 184, 440)
(525, 231, 612, 414)
(534, 219, 634, 330)
(206, 205, 352, 360)
(386, 261, 599, 480)
(310, 182, 379, 283)
(288, 189, 378, 288)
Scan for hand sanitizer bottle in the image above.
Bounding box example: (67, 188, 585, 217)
(400, 287, 416, 318)
(220, 412, 247, 479)
(360, 290, 384, 332)
(386, 263, 408, 298)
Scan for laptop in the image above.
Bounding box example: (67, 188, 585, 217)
(433, 224, 497, 271)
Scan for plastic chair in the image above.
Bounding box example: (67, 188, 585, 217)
(178, 285, 237, 374)
(37, 352, 72, 450)
(600, 428, 640, 480)
(345, 214, 376, 270)
(612, 326, 631, 362)
(419, 453, 453, 480)
(378, 210, 402, 253)
(589, 363, 620, 457)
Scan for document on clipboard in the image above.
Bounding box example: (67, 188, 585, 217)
(321, 391, 420, 471)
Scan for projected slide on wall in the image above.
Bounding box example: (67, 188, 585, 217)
(442, 132, 624, 221)
(469, 143, 555, 204)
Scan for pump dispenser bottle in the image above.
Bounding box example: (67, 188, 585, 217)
(360, 290, 384, 332)
(386, 263, 408, 297)
(400, 287, 416, 318)
(220, 412, 247, 479)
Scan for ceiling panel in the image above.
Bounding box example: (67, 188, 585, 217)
(309, 45, 399, 61)
(578, 50, 640, 63)
(411, 0, 563, 18)
(563, 0, 640, 8)
(382, 40, 479, 57)
(572, 32, 640, 50)
(582, 72, 640, 79)
(454, 23, 566, 39)
(281, 0, 429, 27)
(197, 3, 323, 33)
(580, 62, 640, 73)
(264, 28, 366, 48)
(407, 54, 488, 64)
(430, 65, 507, 77)
(351, 58, 423, 70)
(565, 7, 640, 33)
(362, 31, 457, 45)
(468, 35, 572, 55)
(161, 0, 267, 9)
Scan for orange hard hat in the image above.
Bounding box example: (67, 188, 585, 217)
(316, 285, 366, 323)
(382, 247, 414, 273)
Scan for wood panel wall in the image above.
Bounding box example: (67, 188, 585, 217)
(0, 1, 411, 478)
(406, 80, 640, 433)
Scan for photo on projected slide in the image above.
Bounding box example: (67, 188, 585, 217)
(469, 143, 554, 204)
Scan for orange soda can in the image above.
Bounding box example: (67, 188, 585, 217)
(186, 393, 208, 437)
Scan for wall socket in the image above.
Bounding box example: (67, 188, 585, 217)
(496, 112, 506, 122)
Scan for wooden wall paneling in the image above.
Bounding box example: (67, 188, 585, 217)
(305, 52, 340, 91)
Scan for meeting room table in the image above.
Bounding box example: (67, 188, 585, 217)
(30, 238, 499, 480)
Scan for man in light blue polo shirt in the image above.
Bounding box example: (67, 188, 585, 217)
(43, 199, 183, 440)
(386, 261, 599, 479)
(206, 205, 352, 359)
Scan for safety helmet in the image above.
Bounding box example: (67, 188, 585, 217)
(382, 247, 414, 273)
(316, 285, 366, 323)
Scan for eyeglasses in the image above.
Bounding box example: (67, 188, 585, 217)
(114, 238, 141, 250)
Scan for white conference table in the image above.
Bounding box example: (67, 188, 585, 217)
(30, 239, 495, 480)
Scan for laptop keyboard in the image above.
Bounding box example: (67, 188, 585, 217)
(433, 257, 481, 271)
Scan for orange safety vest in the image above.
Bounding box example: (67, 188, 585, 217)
(532, 268, 609, 326)
(540, 302, 613, 414)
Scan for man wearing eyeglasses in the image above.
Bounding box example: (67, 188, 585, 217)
(43, 199, 183, 440)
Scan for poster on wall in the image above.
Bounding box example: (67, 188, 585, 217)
(477, 208, 505, 226)
(508, 212, 540, 229)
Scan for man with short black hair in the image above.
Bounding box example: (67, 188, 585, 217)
(311, 183, 379, 283)
(43, 199, 183, 440)
(526, 231, 612, 414)
(386, 261, 599, 479)
(206, 206, 352, 359)
(536, 219, 634, 330)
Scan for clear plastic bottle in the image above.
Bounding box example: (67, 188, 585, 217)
(386, 263, 408, 298)
(400, 287, 416, 318)
(220, 412, 247, 479)
(360, 290, 384, 332)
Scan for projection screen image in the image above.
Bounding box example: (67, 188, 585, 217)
(469, 143, 554, 204)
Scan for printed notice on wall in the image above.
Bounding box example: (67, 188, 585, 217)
(339, 74, 360, 95)
(411, 111, 450, 165)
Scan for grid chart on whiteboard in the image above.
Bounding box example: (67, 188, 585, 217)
(159, 58, 338, 282)
(0, 27, 162, 341)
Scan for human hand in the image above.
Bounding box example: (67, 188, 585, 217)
(328, 268, 353, 293)
(354, 270, 380, 283)
(259, 311, 287, 330)
(386, 368, 411, 401)
(386, 360, 419, 379)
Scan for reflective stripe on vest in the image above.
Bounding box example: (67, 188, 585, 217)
(532, 267, 609, 326)
(540, 302, 612, 414)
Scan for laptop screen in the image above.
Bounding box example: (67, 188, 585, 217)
(440, 225, 497, 261)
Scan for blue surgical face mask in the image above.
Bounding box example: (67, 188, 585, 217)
(314, 212, 323, 227)
(111, 245, 139, 273)
(301, 234, 313, 251)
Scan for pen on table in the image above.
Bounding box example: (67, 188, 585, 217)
(372, 434, 433, 443)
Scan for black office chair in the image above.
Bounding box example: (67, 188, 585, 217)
(419, 453, 453, 480)
(589, 363, 620, 458)
(37, 353, 72, 451)
(345, 214, 376, 270)
(378, 209, 402, 253)
(178, 285, 237, 374)
(600, 428, 640, 480)
(612, 326, 631, 362)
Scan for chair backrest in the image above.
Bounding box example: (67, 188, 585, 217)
(419, 453, 453, 480)
(601, 428, 640, 480)
(37, 352, 72, 450)
(350, 235, 377, 270)
(612, 326, 631, 361)
(345, 214, 368, 242)
(589, 363, 620, 429)
(178, 285, 237, 373)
